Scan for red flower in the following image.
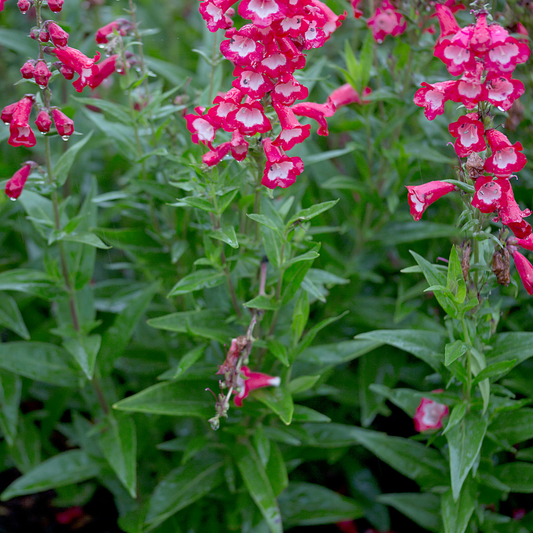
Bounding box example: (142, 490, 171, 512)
(448, 63, 488, 109)
(495, 184, 532, 239)
(484, 129, 527, 177)
(413, 80, 454, 120)
(51, 108, 74, 139)
(486, 74, 525, 111)
(8, 95, 36, 148)
(433, 4, 460, 45)
(207, 88, 243, 130)
(47, 0, 64, 12)
(229, 131, 249, 161)
(328, 83, 372, 108)
(199, 0, 237, 32)
(238, 0, 286, 28)
(291, 99, 336, 136)
(448, 113, 486, 157)
(203, 142, 231, 166)
(220, 26, 265, 68)
(262, 137, 304, 189)
(35, 109, 52, 133)
(367, 0, 407, 44)
(484, 26, 530, 76)
(185, 107, 217, 146)
(512, 250, 533, 295)
(271, 76, 308, 106)
(51, 47, 100, 92)
(17, 0, 30, 14)
(1, 102, 18, 124)
(471, 176, 510, 214)
(225, 100, 272, 136)
(414, 392, 448, 432)
(350, 0, 363, 19)
(434, 26, 476, 76)
(232, 67, 274, 100)
(20, 60, 36, 79)
(272, 102, 310, 151)
(406, 181, 456, 221)
(33, 60, 52, 89)
(90, 55, 121, 89)
(312, 0, 346, 41)
(95, 19, 132, 44)
(48, 22, 69, 48)
(234, 366, 281, 407)
(5, 163, 33, 199)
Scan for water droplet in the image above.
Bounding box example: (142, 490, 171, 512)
(61, 135, 70, 141)
(116, 68, 123, 74)
(40, 131, 46, 135)
(38, 84, 46, 90)
(3, 122, 10, 126)
(98, 44, 105, 49)
(9, 197, 17, 202)
(20, 9, 27, 14)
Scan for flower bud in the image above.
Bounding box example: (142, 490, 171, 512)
(5, 163, 33, 200)
(39, 30, 50, 42)
(47, 0, 64, 12)
(17, 0, 31, 14)
(59, 63, 74, 80)
(48, 21, 69, 48)
(20, 60, 36, 79)
(30, 28, 40, 40)
(34, 60, 52, 88)
(35, 109, 52, 133)
(51, 108, 74, 139)
(1, 102, 18, 124)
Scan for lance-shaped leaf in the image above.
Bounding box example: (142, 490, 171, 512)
(377, 493, 441, 532)
(441, 476, 476, 533)
(494, 462, 533, 493)
(254, 384, 294, 425)
(0, 370, 21, 446)
(488, 332, 533, 365)
(168, 269, 225, 296)
(64, 335, 101, 380)
(490, 408, 533, 448)
(53, 131, 94, 186)
(0, 269, 64, 300)
(1, 450, 100, 500)
(0, 293, 29, 339)
(286, 200, 339, 227)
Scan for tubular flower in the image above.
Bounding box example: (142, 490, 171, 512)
(51, 47, 100, 93)
(8, 95, 36, 148)
(486, 74, 524, 111)
(271, 76, 308, 106)
(1, 103, 18, 124)
(232, 67, 274, 100)
(448, 113, 486, 157)
(350, 0, 363, 19)
(185, 106, 217, 146)
(48, 22, 69, 48)
(234, 366, 281, 407)
(512, 250, 533, 295)
(328, 83, 372, 108)
(433, 4, 460, 45)
(484, 129, 527, 177)
(95, 19, 133, 44)
(51, 108, 74, 139)
(90, 55, 122, 89)
(199, 0, 237, 32)
(495, 185, 532, 239)
(20, 60, 36, 79)
(5, 163, 33, 199)
(471, 176, 510, 214)
(272, 102, 310, 151)
(367, 0, 406, 44)
(414, 392, 449, 432)
(47, 0, 64, 12)
(291, 99, 336, 136)
(225, 100, 272, 136)
(448, 63, 488, 109)
(262, 137, 304, 189)
(406, 181, 456, 221)
(413, 80, 454, 120)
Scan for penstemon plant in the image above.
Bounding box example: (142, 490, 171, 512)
(1, 0, 533, 532)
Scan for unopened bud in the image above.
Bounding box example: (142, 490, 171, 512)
(47, 0, 64, 12)
(30, 28, 40, 40)
(39, 30, 50, 43)
(34, 61, 51, 88)
(35, 109, 52, 133)
(59, 63, 74, 80)
(465, 152, 484, 180)
(492, 247, 511, 286)
(20, 60, 36, 79)
(51, 108, 74, 139)
(48, 21, 69, 48)
(17, 0, 31, 14)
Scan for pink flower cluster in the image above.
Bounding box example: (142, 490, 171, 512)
(186, 0, 350, 189)
(367, 0, 406, 43)
(410, 6, 533, 294)
(413, 390, 448, 432)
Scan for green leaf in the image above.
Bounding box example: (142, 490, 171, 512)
(53, 131, 94, 187)
(247, 214, 281, 233)
(281, 246, 319, 305)
(287, 200, 339, 227)
(261, 225, 283, 268)
(234, 441, 283, 533)
(0, 293, 29, 339)
(157, 345, 206, 380)
(265, 442, 288, 497)
(472, 360, 516, 387)
(60, 231, 111, 249)
(443, 403, 467, 436)
(360, 30, 374, 90)
(0, 269, 64, 299)
(167, 270, 224, 296)
(288, 375, 321, 395)
(145, 452, 224, 528)
(445, 340, 468, 366)
(0, 29, 36, 58)
(447, 411, 488, 500)
(321, 175, 362, 190)
(100, 412, 137, 498)
(172, 197, 215, 212)
(494, 462, 533, 493)
(9, 415, 41, 473)
(99, 283, 159, 376)
(284, 251, 320, 268)
(113, 381, 213, 419)
(1, 450, 100, 500)
(64, 335, 101, 380)
(94, 228, 161, 252)
(72, 97, 131, 124)
(441, 476, 476, 533)
(372, 222, 461, 246)
(207, 227, 239, 249)
(254, 384, 294, 425)
(291, 290, 309, 344)
(490, 409, 533, 448)
(516, 447, 533, 462)
(244, 295, 281, 311)
(354, 329, 444, 372)
(292, 405, 331, 423)
(279, 482, 364, 527)
(488, 332, 533, 365)
(377, 493, 441, 532)
(0, 370, 21, 447)
(447, 246, 465, 302)
(0, 342, 79, 387)
(368, 385, 420, 418)
(268, 340, 289, 367)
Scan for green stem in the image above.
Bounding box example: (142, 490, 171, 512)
(208, 32, 218, 105)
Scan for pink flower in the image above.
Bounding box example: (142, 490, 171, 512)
(232, 67, 274, 100)
(207, 88, 243, 129)
(262, 137, 304, 189)
(433, 4, 460, 45)
(350, 0, 363, 19)
(20, 60, 35, 79)
(291, 99, 336, 136)
(486, 74, 525, 111)
(448, 63, 488, 109)
(51, 108, 74, 138)
(8, 95, 36, 148)
(512, 250, 533, 295)
(47, 0, 64, 12)
(95, 19, 132, 44)
(495, 185, 532, 239)
(312, 0, 346, 41)
(33, 60, 52, 88)
(5, 163, 33, 199)
(203, 142, 231, 166)
(185, 107, 217, 146)
(271, 76, 309, 106)
(484, 26, 530, 76)
(199, 0, 237, 32)
(234, 366, 281, 407)
(272, 102, 310, 151)
(512, 235, 533, 253)
(434, 26, 476, 76)
(367, 0, 407, 44)
(48, 22, 69, 48)
(413, 80, 454, 120)
(90, 55, 121, 89)
(229, 131, 249, 161)
(471, 176, 510, 214)
(238, 0, 286, 28)
(52, 47, 100, 93)
(406, 181, 456, 221)
(484, 129, 527, 177)
(1, 102, 18, 124)
(220, 26, 265, 68)
(448, 113, 486, 157)
(35, 109, 52, 133)
(328, 83, 372, 107)
(225, 100, 272, 136)
(17, 0, 30, 14)
(414, 393, 449, 432)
